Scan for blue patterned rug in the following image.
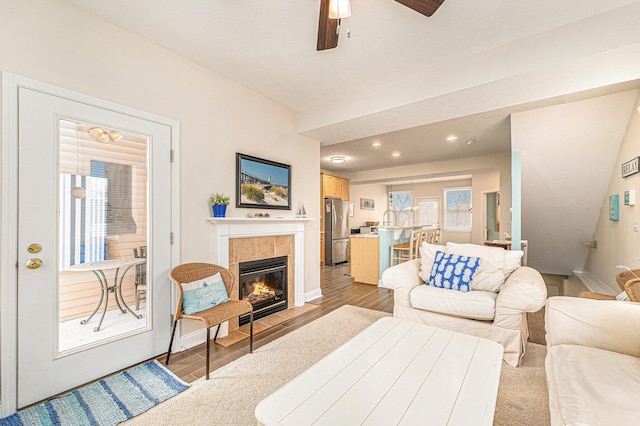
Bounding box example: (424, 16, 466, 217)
(0, 360, 189, 426)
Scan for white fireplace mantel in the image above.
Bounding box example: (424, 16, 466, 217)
(207, 217, 314, 307)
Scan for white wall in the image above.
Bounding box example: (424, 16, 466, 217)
(584, 92, 640, 289)
(348, 183, 389, 230)
(512, 90, 638, 275)
(0, 1, 320, 340)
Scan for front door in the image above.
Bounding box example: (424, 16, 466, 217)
(16, 85, 173, 407)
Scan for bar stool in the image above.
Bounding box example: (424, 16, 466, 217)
(390, 228, 421, 266)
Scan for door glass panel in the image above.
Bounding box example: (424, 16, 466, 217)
(58, 119, 149, 354)
(416, 197, 440, 227)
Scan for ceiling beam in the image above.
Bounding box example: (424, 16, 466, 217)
(317, 0, 339, 51)
(394, 0, 445, 17)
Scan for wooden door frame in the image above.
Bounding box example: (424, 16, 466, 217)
(0, 72, 181, 416)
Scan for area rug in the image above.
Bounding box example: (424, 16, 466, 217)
(1, 360, 189, 426)
(125, 305, 550, 425)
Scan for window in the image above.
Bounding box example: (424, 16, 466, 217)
(415, 196, 440, 227)
(388, 191, 413, 227)
(91, 160, 138, 235)
(443, 188, 472, 231)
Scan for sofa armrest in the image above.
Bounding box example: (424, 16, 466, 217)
(545, 296, 640, 357)
(380, 258, 422, 308)
(493, 266, 547, 329)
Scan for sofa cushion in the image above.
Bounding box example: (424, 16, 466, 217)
(410, 284, 497, 320)
(446, 243, 508, 292)
(547, 344, 640, 425)
(418, 243, 448, 282)
(503, 249, 524, 276)
(427, 250, 480, 292)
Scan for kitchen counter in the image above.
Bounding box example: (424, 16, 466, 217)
(350, 234, 379, 239)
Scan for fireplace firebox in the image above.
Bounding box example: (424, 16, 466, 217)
(238, 256, 288, 326)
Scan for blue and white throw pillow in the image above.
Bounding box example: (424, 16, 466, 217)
(427, 250, 481, 292)
(182, 272, 230, 314)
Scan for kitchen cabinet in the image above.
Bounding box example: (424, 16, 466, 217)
(321, 173, 349, 200)
(349, 236, 380, 285)
(320, 233, 325, 266)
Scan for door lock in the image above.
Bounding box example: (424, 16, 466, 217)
(26, 258, 42, 269)
(27, 243, 42, 254)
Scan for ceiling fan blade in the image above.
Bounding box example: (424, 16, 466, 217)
(317, 0, 339, 51)
(394, 0, 445, 17)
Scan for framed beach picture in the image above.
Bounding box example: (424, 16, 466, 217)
(360, 198, 375, 210)
(236, 153, 291, 210)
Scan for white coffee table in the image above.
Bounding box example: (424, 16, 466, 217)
(255, 316, 503, 426)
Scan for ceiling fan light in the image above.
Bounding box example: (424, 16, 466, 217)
(89, 127, 109, 142)
(329, 0, 351, 19)
(109, 130, 123, 142)
(331, 156, 346, 164)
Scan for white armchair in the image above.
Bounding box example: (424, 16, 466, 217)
(545, 296, 640, 425)
(381, 243, 547, 366)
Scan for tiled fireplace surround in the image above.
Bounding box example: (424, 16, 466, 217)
(227, 235, 294, 332)
(207, 218, 309, 334)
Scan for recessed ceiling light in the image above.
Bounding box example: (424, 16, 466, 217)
(372, 142, 382, 147)
(466, 139, 476, 145)
(446, 135, 458, 142)
(330, 156, 346, 164)
(392, 152, 401, 157)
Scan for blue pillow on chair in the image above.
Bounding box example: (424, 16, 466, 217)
(427, 250, 481, 292)
(182, 272, 230, 314)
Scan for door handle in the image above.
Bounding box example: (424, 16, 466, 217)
(26, 258, 42, 269)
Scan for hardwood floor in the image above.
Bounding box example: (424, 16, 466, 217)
(164, 263, 394, 382)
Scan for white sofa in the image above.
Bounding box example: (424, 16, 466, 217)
(545, 296, 640, 425)
(380, 242, 547, 366)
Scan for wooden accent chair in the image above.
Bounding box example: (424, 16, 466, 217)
(390, 228, 422, 266)
(165, 263, 253, 379)
(578, 268, 640, 302)
(419, 227, 441, 246)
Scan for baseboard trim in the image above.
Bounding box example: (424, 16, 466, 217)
(572, 270, 617, 295)
(304, 288, 322, 302)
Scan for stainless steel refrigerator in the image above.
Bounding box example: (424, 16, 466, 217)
(324, 198, 350, 265)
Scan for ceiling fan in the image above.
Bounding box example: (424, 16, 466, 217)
(317, 0, 445, 50)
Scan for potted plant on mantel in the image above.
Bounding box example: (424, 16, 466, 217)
(210, 193, 230, 218)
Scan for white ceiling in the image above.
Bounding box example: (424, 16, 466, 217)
(68, 0, 640, 173)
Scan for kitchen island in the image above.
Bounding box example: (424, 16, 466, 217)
(350, 226, 423, 285)
(349, 234, 379, 285)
